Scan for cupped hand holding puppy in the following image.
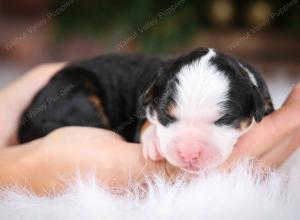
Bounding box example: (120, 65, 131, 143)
(0, 63, 299, 195)
(221, 85, 300, 170)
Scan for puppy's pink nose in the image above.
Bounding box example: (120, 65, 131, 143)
(179, 151, 200, 162)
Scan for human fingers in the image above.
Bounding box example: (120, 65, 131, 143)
(257, 126, 300, 169)
(220, 100, 300, 171)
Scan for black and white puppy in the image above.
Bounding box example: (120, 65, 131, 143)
(18, 48, 274, 172)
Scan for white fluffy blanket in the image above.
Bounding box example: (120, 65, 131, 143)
(0, 161, 299, 220)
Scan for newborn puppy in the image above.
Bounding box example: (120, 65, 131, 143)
(139, 48, 274, 171)
(18, 48, 274, 172)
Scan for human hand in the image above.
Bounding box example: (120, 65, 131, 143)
(1, 126, 179, 195)
(221, 84, 300, 170)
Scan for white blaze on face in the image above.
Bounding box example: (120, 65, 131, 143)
(156, 49, 242, 170)
(175, 49, 227, 121)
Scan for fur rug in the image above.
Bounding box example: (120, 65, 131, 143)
(0, 161, 299, 220)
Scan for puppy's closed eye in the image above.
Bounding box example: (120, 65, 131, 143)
(157, 111, 177, 126)
(214, 114, 237, 126)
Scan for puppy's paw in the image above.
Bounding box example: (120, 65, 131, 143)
(141, 126, 163, 161)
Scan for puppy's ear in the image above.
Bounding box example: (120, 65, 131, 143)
(135, 82, 156, 142)
(251, 85, 265, 122)
(137, 79, 157, 120)
(142, 84, 155, 106)
(140, 67, 163, 106)
(139, 67, 165, 116)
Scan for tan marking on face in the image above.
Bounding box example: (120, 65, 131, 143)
(239, 118, 253, 131)
(88, 95, 110, 128)
(140, 120, 151, 135)
(264, 98, 274, 115)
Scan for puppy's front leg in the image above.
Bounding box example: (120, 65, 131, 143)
(141, 124, 163, 161)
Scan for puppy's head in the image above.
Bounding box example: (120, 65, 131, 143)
(141, 48, 266, 172)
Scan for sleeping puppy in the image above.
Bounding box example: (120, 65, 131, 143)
(18, 48, 274, 172)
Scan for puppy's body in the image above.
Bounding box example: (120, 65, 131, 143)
(19, 48, 274, 171)
(19, 54, 167, 143)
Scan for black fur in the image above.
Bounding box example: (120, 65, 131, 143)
(19, 54, 167, 143)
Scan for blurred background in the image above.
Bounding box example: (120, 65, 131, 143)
(0, 0, 299, 107)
